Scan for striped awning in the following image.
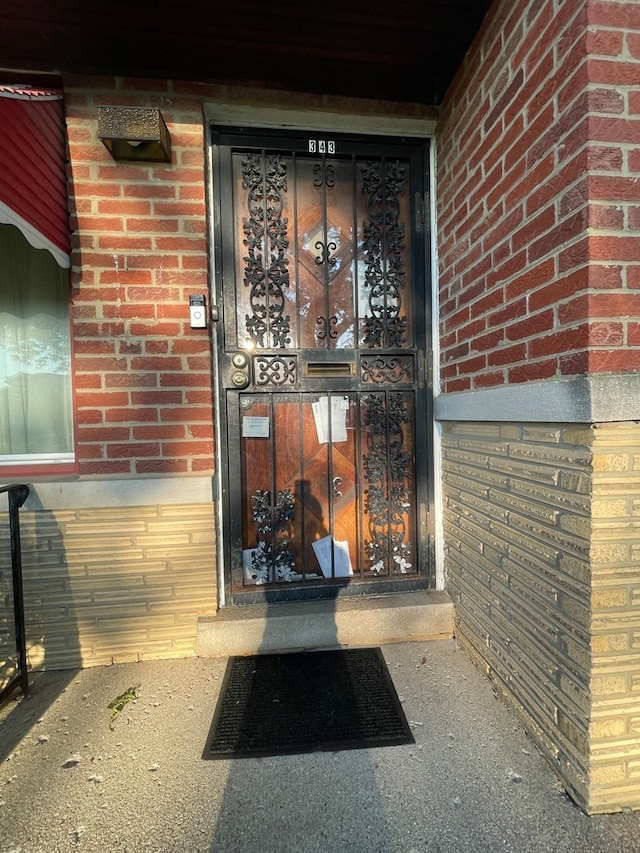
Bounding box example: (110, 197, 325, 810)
(0, 85, 70, 269)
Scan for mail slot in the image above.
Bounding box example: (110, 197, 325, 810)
(303, 361, 355, 378)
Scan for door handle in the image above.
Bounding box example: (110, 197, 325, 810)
(333, 477, 343, 498)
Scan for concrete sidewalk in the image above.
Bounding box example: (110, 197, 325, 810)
(1, 639, 639, 853)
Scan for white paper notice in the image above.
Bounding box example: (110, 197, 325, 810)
(242, 416, 270, 438)
(312, 535, 353, 578)
(242, 548, 263, 583)
(311, 397, 348, 444)
(243, 547, 321, 583)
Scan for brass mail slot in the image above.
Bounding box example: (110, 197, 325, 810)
(304, 361, 355, 378)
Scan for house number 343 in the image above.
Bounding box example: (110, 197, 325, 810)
(309, 139, 335, 154)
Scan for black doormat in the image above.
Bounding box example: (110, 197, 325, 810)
(203, 647, 414, 759)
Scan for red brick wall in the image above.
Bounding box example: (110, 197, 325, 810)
(64, 77, 214, 475)
(436, 0, 640, 393)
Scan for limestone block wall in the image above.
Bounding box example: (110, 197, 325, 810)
(444, 418, 640, 813)
(442, 421, 594, 809)
(590, 422, 640, 812)
(0, 501, 216, 672)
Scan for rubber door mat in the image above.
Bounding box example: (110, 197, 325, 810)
(203, 647, 414, 759)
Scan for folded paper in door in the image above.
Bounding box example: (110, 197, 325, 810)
(312, 397, 348, 444)
(312, 536, 353, 578)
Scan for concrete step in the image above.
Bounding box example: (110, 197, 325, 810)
(195, 590, 454, 657)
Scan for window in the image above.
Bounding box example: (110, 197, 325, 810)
(0, 224, 74, 466)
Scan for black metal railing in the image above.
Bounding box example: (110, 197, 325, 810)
(0, 484, 30, 703)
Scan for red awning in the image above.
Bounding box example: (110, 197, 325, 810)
(0, 86, 70, 268)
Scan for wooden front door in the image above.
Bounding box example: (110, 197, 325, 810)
(211, 126, 433, 604)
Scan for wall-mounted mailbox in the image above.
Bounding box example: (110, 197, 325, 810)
(303, 361, 355, 378)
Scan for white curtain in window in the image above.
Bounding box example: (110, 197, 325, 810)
(0, 224, 73, 457)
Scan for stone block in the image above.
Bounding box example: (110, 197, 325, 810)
(196, 591, 454, 656)
(593, 632, 629, 652)
(590, 763, 627, 785)
(592, 588, 629, 608)
(591, 718, 627, 740)
(593, 453, 630, 473)
(592, 674, 628, 695)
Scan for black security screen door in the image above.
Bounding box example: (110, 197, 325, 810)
(211, 126, 433, 604)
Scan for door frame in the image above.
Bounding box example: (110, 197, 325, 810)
(204, 102, 438, 607)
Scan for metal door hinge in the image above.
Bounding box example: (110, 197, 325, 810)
(414, 192, 424, 232)
(418, 349, 425, 389)
(414, 191, 430, 233)
(423, 191, 431, 231)
(418, 349, 433, 390)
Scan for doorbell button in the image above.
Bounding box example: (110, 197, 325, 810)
(189, 294, 207, 328)
(232, 371, 249, 388)
(232, 353, 248, 368)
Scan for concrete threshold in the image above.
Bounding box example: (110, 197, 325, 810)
(195, 589, 453, 657)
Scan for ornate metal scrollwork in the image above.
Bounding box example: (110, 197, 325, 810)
(313, 162, 336, 188)
(249, 488, 296, 583)
(316, 315, 339, 341)
(242, 153, 291, 349)
(254, 356, 297, 387)
(362, 393, 413, 575)
(361, 356, 414, 384)
(314, 240, 338, 267)
(361, 160, 408, 349)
